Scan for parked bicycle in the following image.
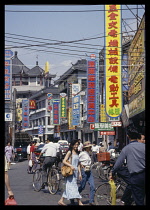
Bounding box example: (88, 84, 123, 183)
(32, 159, 60, 195)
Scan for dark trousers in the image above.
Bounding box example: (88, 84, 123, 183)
(42, 156, 57, 183)
(130, 170, 145, 205)
(117, 166, 133, 205)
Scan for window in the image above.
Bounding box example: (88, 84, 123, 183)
(48, 117, 50, 125)
(22, 81, 28, 85)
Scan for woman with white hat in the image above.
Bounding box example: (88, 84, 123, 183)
(78, 141, 95, 205)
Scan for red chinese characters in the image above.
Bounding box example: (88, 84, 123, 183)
(87, 60, 96, 123)
(106, 5, 121, 116)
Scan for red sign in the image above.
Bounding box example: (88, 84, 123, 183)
(100, 131, 115, 135)
(90, 124, 95, 130)
(29, 100, 36, 109)
(111, 121, 122, 127)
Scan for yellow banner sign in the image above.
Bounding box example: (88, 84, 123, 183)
(105, 5, 122, 117)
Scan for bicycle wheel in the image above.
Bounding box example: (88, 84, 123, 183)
(47, 168, 60, 195)
(91, 162, 101, 179)
(98, 165, 108, 181)
(33, 169, 42, 192)
(94, 182, 125, 205)
(94, 183, 111, 205)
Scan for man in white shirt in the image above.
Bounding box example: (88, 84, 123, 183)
(78, 141, 95, 205)
(38, 138, 57, 187)
(91, 141, 99, 163)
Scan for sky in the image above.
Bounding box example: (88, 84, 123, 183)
(5, 4, 145, 82)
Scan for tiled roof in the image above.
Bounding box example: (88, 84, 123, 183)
(28, 61, 44, 76)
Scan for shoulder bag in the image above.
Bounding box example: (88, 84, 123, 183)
(61, 155, 73, 177)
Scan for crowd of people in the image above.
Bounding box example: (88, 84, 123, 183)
(4, 125, 145, 205)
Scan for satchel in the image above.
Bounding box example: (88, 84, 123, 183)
(5, 196, 17, 205)
(61, 159, 73, 177)
(84, 165, 91, 172)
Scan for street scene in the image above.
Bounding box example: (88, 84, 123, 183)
(5, 5, 145, 206)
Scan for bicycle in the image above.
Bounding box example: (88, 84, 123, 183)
(94, 176, 127, 205)
(33, 158, 60, 195)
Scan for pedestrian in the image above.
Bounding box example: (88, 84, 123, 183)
(30, 141, 38, 173)
(38, 138, 58, 189)
(27, 142, 32, 173)
(5, 141, 14, 170)
(5, 155, 14, 197)
(78, 139, 83, 152)
(109, 126, 145, 205)
(78, 141, 95, 205)
(91, 141, 99, 163)
(58, 139, 83, 206)
(107, 142, 115, 151)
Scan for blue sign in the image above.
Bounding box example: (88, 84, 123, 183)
(22, 100, 29, 129)
(72, 95, 80, 125)
(38, 125, 43, 134)
(5, 50, 13, 59)
(5, 60, 11, 100)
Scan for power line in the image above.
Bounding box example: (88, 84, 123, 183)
(5, 7, 144, 13)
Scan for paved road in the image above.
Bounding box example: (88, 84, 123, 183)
(5, 160, 103, 205)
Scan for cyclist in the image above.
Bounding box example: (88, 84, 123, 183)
(38, 138, 58, 188)
(109, 126, 145, 205)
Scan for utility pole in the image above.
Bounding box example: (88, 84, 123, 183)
(12, 88, 17, 147)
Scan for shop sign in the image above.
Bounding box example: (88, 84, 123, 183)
(5, 60, 12, 100)
(5, 113, 12, 121)
(87, 56, 99, 123)
(111, 121, 122, 127)
(52, 99, 60, 125)
(72, 95, 80, 125)
(100, 104, 107, 122)
(100, 131, 115, 135)
(90, 124, 95, 130)
(105, 5, 122, 118)
(38, 125, 43, 135)
(29, 100, 36, 109)
(47, 93, 53, 112)
(60, 93, 67, 118)
(94, 122, 114, 131)
(22, 99, 29, 129)
(72, 84, 81, 96)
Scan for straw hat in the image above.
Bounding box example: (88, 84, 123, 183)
(83, 141, 93, 148)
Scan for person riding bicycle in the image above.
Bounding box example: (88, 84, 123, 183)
(109, 126, 145, 205)
(38, 138, 58, 188)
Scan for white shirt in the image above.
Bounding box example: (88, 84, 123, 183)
(27, 145, 31, 154)
(41, 142, 57, 157)
(79, 151, 91, 166)
(92, 145, 99, 153)
(54, 142, 60, 152)
(78, 142, 83, 152)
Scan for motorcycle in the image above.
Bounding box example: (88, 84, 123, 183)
(14, 146, 27, 162)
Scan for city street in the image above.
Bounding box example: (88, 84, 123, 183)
(5, 160, 102, 205)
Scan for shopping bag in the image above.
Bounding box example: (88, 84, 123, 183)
(29, 159, 33, 167)
(5, 196, 17, 205)
(108, 179, 116, 205)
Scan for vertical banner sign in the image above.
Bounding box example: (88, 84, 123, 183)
(105, 5, 122, 117)
(22, 99, 29, 129)
(52, 99, 60, 125)
(95, 59, 99, 122)
(87, 56, 98, 123)
(38, 125, 43, 136)
(72, 95, 80, 125)
(47, 93, 53, 112)
(5, 60, 11, 100)
(60, 93, 67, 118)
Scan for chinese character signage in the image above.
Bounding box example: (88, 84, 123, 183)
(29, 100, 36, 109)
(38, 125, 43, 135)
(72, 84, 81, 96)
(94, 122, 114, 131)
(47, 93, 53, 112)
(52, 99, 60, 125)
(100, 104, 107, 122)
(72, 95, 80, 125)
(105, 5, 122, 117)
(22, 99, 29, 129)
(60, 93, 67, 118)
(5, 60, 12, 100)
(87, 56, 99, 123)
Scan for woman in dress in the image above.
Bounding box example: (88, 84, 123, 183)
(5, 141, 14, 169)
(58, 139, 83, 206)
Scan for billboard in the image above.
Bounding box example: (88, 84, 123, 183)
(105, 5, 122, 118)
